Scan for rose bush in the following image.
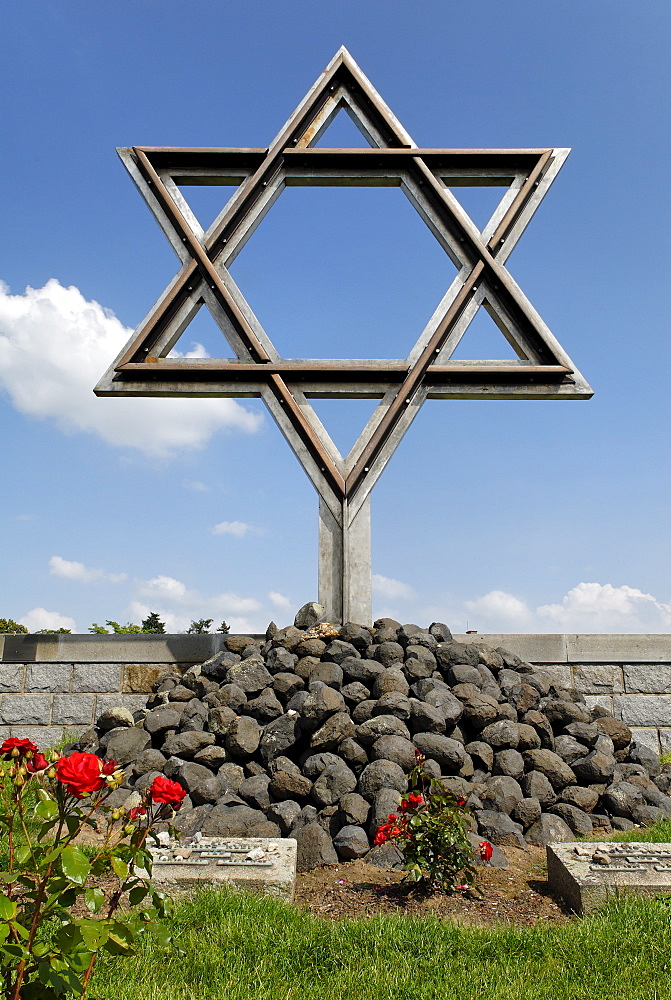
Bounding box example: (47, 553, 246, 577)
(0, 738, 183, 999)
(374, 751, 488, 893)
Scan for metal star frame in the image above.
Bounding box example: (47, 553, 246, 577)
(96, 46, 592, 624)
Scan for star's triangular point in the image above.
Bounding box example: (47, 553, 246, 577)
(96, 49, 592, 511)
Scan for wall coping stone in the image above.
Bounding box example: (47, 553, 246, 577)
(1, 633, 670, 664)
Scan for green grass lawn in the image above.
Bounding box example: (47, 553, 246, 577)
(90, 889, 671, 1000)
(90, 817, 671, 1000)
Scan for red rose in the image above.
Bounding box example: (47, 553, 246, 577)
(373, 829, 389, 846)
(56, 753, 106, 798)
(408, 792, 423, 805)
(400, 799, 409, 811)
(0, 738, 39, 760)
(457, 796, 466, 807)
(128, 806, 147, 821)
(25, 753, 49, 773)
(479, 840, 494, 862)
(148, 775, 187, 810)
(101, 759, 118, 775)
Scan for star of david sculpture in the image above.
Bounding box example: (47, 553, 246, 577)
(96, 46, 592, 625)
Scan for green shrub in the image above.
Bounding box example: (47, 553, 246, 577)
(0, 619, 28, 634)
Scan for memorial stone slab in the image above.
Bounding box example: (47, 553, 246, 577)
(547, 841, 671, 914)
(149, 836, 297, 901)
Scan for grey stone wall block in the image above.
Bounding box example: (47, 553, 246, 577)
(629, 727, 661, 753)
(584, 695, 614, 714)
(123, 664, 171, 693)
(26, 665, 72, 694)
(95, 694, 149, 719)
(540, 664, 572, 689)
(613, 695, 671, 728)
(573, 665, 624, 695)
(52, 695, 94, 726)
(0, 695, 51, 726)
(72, 665, 122, 693)
(658, 729, 671, 755)
(6, 726, 66, 749)
(624, 664, 671, 695)
(0, 665, 25, 692)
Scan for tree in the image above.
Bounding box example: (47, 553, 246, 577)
(217, 621, 230, 634)
(141, 612, 166, 634)
(0, 619, 28, 634)
(187, 619, 213, 634)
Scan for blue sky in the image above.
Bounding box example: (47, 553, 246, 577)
(0, 0, 669, 634)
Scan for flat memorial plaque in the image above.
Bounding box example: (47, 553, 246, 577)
(149, 836, 297, 902)
(547, 842, 671, 914)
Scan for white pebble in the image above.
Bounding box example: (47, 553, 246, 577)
(157, 831, 171, 847)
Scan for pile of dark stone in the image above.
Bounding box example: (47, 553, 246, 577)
(71, 609, 671, 872)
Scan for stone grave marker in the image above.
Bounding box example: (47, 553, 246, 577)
(547, 842, 671, 914)
(149, 836, 297, 902)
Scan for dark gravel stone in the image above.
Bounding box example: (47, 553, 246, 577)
(333, 825, 369, 859)
(511, 797, 541, 829)
(224, 717, 261, 758)
(543, 698, 591, 731)
(272, 672, 305, 699)
(341, 658, 385, 685)
(520, 770, 558, 807)
(268, 769, 313, 800)
(493, 749, 525, 780)
(215, 684, 247, 712)
(480, 720, 520, 750)
(175, 762, 222, 805)
(295, 822, 338, 871)
(171, 803, 213, 837)
(373, 668, 409, 697)
(207, 706, 237, 738)
(338, 738, 369, 771)
(371, 735, 417, 771)
(259, 713, 300, 763)
(267, 799, 301, 834)
(357, 715, 411, 745)
(237, 774, 271, 811)
(594, 717, 632, 750)
(310, 712, 355, 751)
(225, 659, 273, 694)
(412, 733, 465, 773)
(559, 785, 599, 812)
(309, 661, 344, 689)
(372, 693, 412, 721)
(369, 788, 403, 834)
(571, 749, 617, 784)
(460, 696, 498, 731)
(341, 682, 371, 705)
(475, 809, 526, 848)
(201, 804, 280, 838)
(435, 642, 479, 669)
(465, 741, 494, 772)
(445, 664, 483, 687)
(358, 760, 408, 800)
(375, 642, 405, 667)
(522, 711, 555, 750)
(312, 762, 357, 807)
(245, 688, 284, 722)
(302, 752, 342, 778)
(339, 792, 370, 826)
(424, 688, 463, 725)
(102, 727, 151, 766)
(482, 776, 524, 815)
(144, 707, 183, 735)
(564, 722, 601, 747)
(554, 735, 590, 766)
(324, 640, 360, 665)
(352, 700, 377, 724)
(523, 749, 576, 790)
(131, 748, 167, 778)
(525, 813, 573, 846)
(192, 745, 230, 770)
(409, 700, 446, 735)
(301, 683, 346, 730)
(548, 802, 593, 836)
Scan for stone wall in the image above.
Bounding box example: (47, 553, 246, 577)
(1, 632, 670, 752)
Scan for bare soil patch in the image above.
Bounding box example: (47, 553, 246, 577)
(295, 846, 570, 926)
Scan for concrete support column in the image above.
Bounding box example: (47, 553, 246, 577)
(318, 496, 371, 626)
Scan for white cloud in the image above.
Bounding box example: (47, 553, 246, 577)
(131, 574, 263, 633)
(372, 574, 415, 600)
(49, 555, 127, 584)
(464, 582, 671, 634)
(464, 589, 532, 628)
(537, 583, 671, 633)
(184, 480, 210, 492)
(212, 520, 253, 538)
(0, 279, 263, 456)
(20, 608, 76, 632)
(268, 591, 292, 611)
